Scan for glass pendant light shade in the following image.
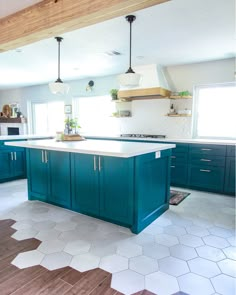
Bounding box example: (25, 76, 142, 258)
(49, 37, 70, 95)
(118, 15, 141, 87)
(49, 79, 70, 95)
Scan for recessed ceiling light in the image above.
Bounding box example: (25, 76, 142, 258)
(105, 50, 122, 56)
(15, 48, 23, 53)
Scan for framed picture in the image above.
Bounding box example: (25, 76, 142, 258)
(64, 104, 72, 114)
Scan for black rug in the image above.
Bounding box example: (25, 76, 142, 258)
(169, 190, 190, 205)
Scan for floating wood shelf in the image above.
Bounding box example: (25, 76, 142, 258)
(0, 117, 25, 123)
(166, 114, 192, 117)
(169, 95, 192, 99)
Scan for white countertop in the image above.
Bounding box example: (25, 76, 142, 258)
(4, 139, 175, 158)
(84, 135, 236, 146)
(0, 134, 53, 141)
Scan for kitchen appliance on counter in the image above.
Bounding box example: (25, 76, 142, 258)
(120, 134, 166, 138)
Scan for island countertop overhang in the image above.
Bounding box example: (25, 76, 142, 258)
(4, 139, 176, 158)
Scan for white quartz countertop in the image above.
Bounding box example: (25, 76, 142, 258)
(0, 134, 53, 141)
(84, 135, 236, 146)
(4, 139, 175, 158)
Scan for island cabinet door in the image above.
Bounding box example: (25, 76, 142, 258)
(27, 149, 49, 201)
(99, 156, 134, 226)
(48, 151, 71, 208)
(71, 153, 100, 216)
(224, 156, 235, 195)
(13, 148, 26, 177)
(0, 150, 12, 180)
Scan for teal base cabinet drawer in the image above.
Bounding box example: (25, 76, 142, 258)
(189, 154, 225, 167)
(189, 144, 226, 156)
(188, 166, 225, 192)
(224, 157, 235, 196)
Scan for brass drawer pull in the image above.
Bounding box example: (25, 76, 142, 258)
(171, 156, 176, 158)
(201, 148, 212, 151)
(200, 169, 211, 173)
(200, 159, 211, 162)
(93, 156, 97, 171)
(171, 165, 175, 168)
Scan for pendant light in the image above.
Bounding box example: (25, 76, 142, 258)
(118, 15, 141, 87)
(49, 37, 70, 95)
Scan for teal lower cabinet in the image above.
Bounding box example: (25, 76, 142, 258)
(71, 154, 100, 216)
(71, 154, 134, 226)
(170, 152, 188, 187)
(0, 146, 26, 183)
(188, 166, 225, 192)
(224, 157, 235, 195)
(27, 149, 71, 207)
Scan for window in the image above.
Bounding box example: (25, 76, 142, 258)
(72, 95, 119, 135)
(29, 101, 65, 134)
(193, 82, 236, 139)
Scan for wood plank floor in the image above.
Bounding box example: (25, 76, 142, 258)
(0, 219, 189, 295)
(0, 219, 157, 295)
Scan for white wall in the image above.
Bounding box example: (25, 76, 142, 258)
(0, 58, 234, 138)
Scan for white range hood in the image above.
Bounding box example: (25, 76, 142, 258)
(118, 64, 171, 99)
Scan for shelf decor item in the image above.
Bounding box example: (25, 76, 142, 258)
(49, 37, 70, 95)
(118, 15, 141, 87)
(110, 89, 118, 100)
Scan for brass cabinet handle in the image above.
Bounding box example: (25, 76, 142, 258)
(14, 152, 17, 161)
(10, 152, 13, 161)
(171, 156, 176, 158)
(41, 150, 44, 163)
(171, 165, 175, 168)
(44, 151, 48, 163)
(200, 169, 211, 173)
(93, 156, 97, 171)
(200, 159, 211, 162)
(98, 156, 102, 171)
(201, 148, 212, 151)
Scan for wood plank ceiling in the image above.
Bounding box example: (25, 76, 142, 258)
(0, 0, 170, 53)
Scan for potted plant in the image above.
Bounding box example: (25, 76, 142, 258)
(64, 118, 81, 134)
(110, 89, 118, 100)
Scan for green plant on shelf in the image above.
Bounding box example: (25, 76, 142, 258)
(110, 89, 118, 100)
(64, 118, 81, 134)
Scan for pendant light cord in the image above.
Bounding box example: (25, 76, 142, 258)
(55, 37, 63, 83)
(125, 15, 135, 74)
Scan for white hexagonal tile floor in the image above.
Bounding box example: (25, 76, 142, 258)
(12, 250, 45, 269)
(1, 180, 235, 295)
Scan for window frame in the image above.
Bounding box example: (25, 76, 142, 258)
(192, 82, 236, 140)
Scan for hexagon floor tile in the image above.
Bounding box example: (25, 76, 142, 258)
(99, 254, 128, 273)
(159, 256, 189, 277)
(111, 269, 145, 295)
(211, 274, 236, 295)
(41, 251, 72, 270)
(70, 253, 100, 272)
(188, 257, 221, 278)
(129, 255, 159, 275)
(146, 271, 180, 295)
(2, 179, 235, 295)
(178, 273, 215, 295)
(196, 245, 226, 262)
(12, 250, 45, 269)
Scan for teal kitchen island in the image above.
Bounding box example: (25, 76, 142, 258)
(5, 139, 175, 233)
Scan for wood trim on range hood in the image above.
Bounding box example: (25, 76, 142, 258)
(118, 87, 171, 100)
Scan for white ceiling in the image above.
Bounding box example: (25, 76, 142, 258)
(0, 0, 235, 90)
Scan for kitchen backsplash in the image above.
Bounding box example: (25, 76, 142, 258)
(118, 99, 193, 138)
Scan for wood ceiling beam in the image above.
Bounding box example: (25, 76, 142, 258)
(0, 0, 170, 53)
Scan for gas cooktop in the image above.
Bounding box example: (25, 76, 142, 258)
(120, 134, 166, 139)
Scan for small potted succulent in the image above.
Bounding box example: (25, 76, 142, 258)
(110, 89, 118, 100)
